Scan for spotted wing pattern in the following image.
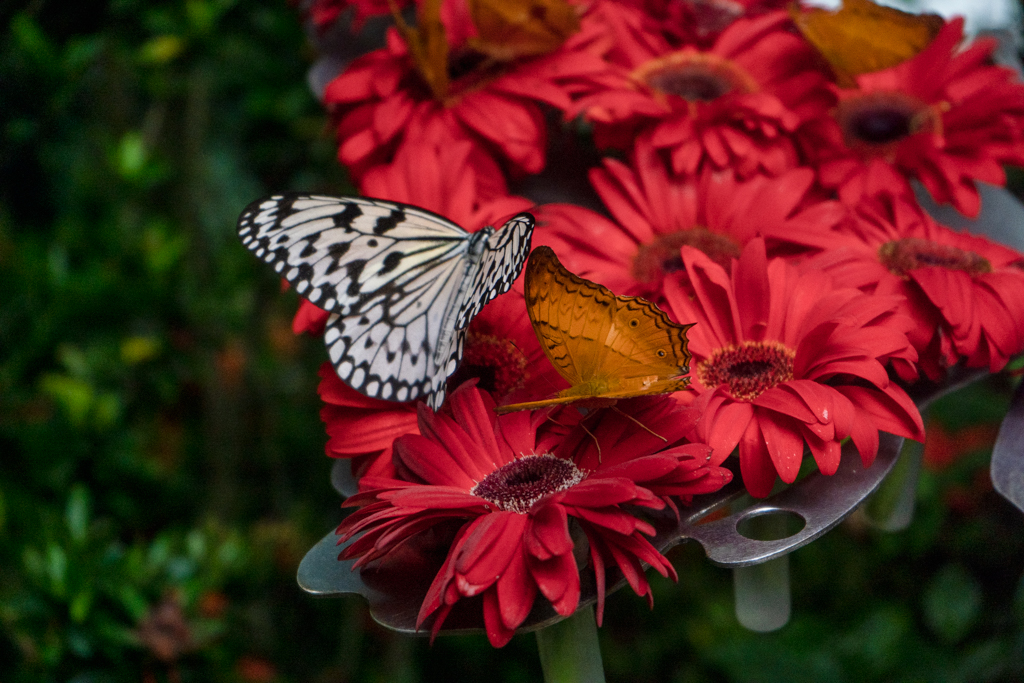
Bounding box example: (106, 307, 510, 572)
(237, 194, 534, 409)
(495, 246, 692, 414)
(455, 213, 534, 330)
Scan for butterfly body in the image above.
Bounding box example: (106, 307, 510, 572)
(238, 194, 534, 409)
(495, 247, 692, 414)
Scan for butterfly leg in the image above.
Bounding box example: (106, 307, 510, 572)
(576, 416, 602, 464)
(611, 406, 667, 443)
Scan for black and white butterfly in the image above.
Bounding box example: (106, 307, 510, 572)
(237, 194, 534, 410)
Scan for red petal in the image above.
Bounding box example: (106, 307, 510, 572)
(739, 419, 777, 497)
(702, 396, 755, 464)
(456, 513, 528, 594)
(755, 384, 817, 423)
(529, 551, 580, 613)
(483, 589, 516, 648)
(804, 429, 841, 476)
(495, 549, 537, 631)
(758, 412, 805, 483)
(526, 503, 574, 560)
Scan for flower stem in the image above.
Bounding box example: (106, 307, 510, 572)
(864, 437, 921, 531)
(733, 554, 791, 632)
(536, 606, 606, 683)
(732, 511, 794, 632)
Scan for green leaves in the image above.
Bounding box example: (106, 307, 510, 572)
(922, 564, 983, 644)
(0, 1, 343, 679)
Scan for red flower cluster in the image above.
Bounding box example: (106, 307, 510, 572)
(535, 136, 846, 298)
(337, 384, 731, 646)
(662, 238, 924, 496)
(286, 0, 1024, 646)
(806, 191, 1024, 379)
(803, 18, 1024, 218)
(575, 10, 833, 178)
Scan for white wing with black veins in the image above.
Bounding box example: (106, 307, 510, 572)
(237, 193, 534, 409)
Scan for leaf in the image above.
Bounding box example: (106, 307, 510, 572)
(65, 485, 91, 545)
(922, 564, 982, 643)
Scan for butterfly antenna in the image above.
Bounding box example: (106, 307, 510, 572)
(612, 406, 667, 442)
(542, 411, 602, 461)
(577, 417, 602, 464)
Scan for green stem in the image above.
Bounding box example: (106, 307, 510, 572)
(536, 606, 605, 683)
(732, 511, 794, 632)
(732, 554, 791, 632)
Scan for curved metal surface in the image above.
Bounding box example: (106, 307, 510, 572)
(330, 458, 359, 498)
(674, 433, 904, 567)
(992, 378, 1024, 513)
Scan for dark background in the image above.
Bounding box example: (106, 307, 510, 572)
(2, 1, 1023, 681)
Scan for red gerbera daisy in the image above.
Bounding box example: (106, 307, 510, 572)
(535, 136, 847, 299)
(661, 238, 924, 497)
(337, 383, 732, 647)
(322, 0, 610, 180)
(806, 17, 1024, 218)
(805, 190, 1024, 380)
(575, 11, 833, 178)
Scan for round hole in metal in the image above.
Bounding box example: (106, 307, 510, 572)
(736, 509, 806, 541)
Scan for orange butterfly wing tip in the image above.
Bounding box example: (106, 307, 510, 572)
(466, 0, 581, 61)
(496, 246, 695, 414)
(790, 0, 943, 86)
(392, 0, 449, 100)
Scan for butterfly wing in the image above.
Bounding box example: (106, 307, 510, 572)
(523, 245, 616, 386)
(603, 295, 693, 384)
(500, 247, 691, 413)
(237, 194, 470, 315)
(239, 195, 535, 409)
(455, 213, 535, 330)
(791, 0, 942, 85)
(238, 194, 478, 407)
(466, 0, 581, 61)
(321, 246, 466, 408)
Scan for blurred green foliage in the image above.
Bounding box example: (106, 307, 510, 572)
(1, 1, 1023, 682)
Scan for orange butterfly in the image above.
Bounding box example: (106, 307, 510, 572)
(495, 247, 694, 414)
(791, 0, 943, 87)
(466, 0, 581, 62)
(391, 0, 449, 101)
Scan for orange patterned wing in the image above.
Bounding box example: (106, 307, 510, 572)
(393, 0, 449, 100)
(791, 0, 943, 86)
(495, 247, 693, 414)
(466, 0, 580, 62)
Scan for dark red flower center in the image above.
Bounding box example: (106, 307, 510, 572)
(698, 340, 795, 400)
(471, 454, 584, 513)
(835, 91, 945, 151)
(447, 331, 528, 399)
(634, 51, 757, 102)
(633, 228, 742, 282)
(879, 237, 992, 277)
